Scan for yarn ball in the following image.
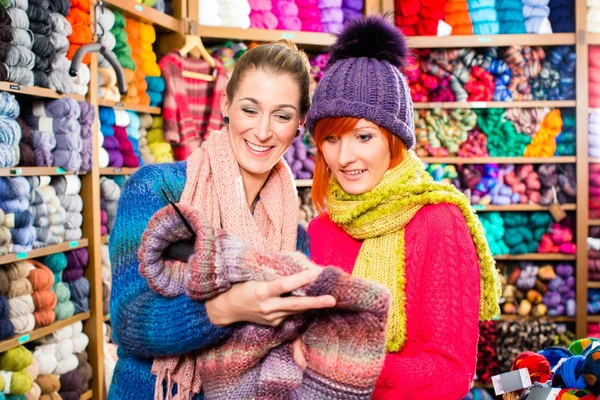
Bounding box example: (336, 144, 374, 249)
(583, 348, 600, 395)
(0, 345, 33, 371)
(570, 338, 600, 355)
(538, 346, 574, 369)
(553, 355, 587, 388)
(511, 351, 551, 383)
(41, 253, 67, 274)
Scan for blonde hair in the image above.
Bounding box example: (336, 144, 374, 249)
(225, 40, 312, 116)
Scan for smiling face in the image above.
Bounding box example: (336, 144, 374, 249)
(320, 119, 392, 195)
(221, 68, 304, 180)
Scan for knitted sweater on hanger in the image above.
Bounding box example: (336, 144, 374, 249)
(308, 204, 481, 400)
(159, 52, 227, 161)
(106, 161, 310, 400)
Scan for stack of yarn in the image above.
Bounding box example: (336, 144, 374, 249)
(28, 176, 67, 249)
(26, 98, 83, 171)
(48, 0, 75, 95)
(218, 0, 251, 28)
(548, 0, 574, 32)
(99, 107, 123, 168)
(590, 111, 600, 159)
(546, 46, 576, 101)
(6, 261, 35, 335)
(0, 177, 35, 254)
(3, 0, 35, 86)
(113, 110, 139, 168)
(555, 109, 575, 156)
(103, 322, 118, 392)
(78, 101, 94, 173)
(467, 0, 499, 35)
(101, 245, 111, 316)
(537, 220, 577, 255)
(297, 188, 316, 228)
(97, 6, 120, 102)
(111, 11, 136, 100)
(28, 0, 55, 88)
(283, 132, 315, 179)
(537, 163, 576, 205)
(272, 0, 300, 30)
(588, 234, 600, 282)
(140, 23, 165, 107)
(444, 0, 473, 35)
(35, 321, 90, 399)
(319, 0, 344, 33)
(33, 343, 62, 399)
(97, 124, 110, 169)
(426, 163, 459, 186)
(63, 248, 89, 314)
(125, 111, 143, 166)
(198, 0, 221, 25)
(0, 268, 15, 339)
(66, 0, 92, 68)
(100, 177, 121, 235)
(476, 321, 499, 384)
(341, 0, 362, 24)
(477, 108, 532, 157)
(51, 176, 82, 242)
(0, 209, 11, 256)
(147, 116, 174, 163)
(138, 113, 155, 164)
(124, 18, 147, 105)
(522, 0, 552, 33)
(413, 109, 478, 156)
(505, 108, 548, 137)
(0, 346, 35, 396)
(590, 0, 600, 33)
(524, 109, 563, 157)
(298, 0, 321, 31)
(42, 252, 74, 320)
(395, 0, 449, 36)
(479, 212, 553, 256)
(496, 0, 526, 33)
(479, 212, 509, 256)
(544, 263, 576, 316)
(27, 260, 57, 328)
(591, 164, 600, 219)
(249, 0, 277, 29)
(0, 92, 22, 168)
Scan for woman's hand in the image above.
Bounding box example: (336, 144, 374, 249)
(205, 269, 336, 327)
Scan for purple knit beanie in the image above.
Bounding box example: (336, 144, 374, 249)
(306, 16, 416, 149)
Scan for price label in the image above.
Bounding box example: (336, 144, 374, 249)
(114, 168, 122, 173)
(9, 84, 20, 90)
(16, 252, 28, 260)
(527, 387, 561, 400)
(56, 167, 67, 174)
(18, 334, 30, 344)
(134, 4, 143, 11)
(69, 241, 78, 248)
(115, 102, 124, 107)
(471, 102, 488, 108)
(9, 168, 22, 175)
(477, 37, 493, 43)
(492, 368, 532, 396)
(281, 32, 295, 39)
(472, 204, 485, 211)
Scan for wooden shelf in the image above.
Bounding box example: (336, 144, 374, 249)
(589, 281, 600, 289)
(195, 28, 576, 49)
(99, 167, 140, 175)
(590, 158, 600, 164)
(422, 156, 576, 164)
(102, 236, 109, 244)
(80, 390, 93, 400)
(295, 179, 313, 188)
(590, 220, 600, 226)
(98, 99, 161, 115)
(474, 204, 576, 212)
(0, 82, 85, 101)
(0, 239, 89, 266)
(498, 314, 576, 322)
(0, 312, 90, 352)
(413, 100, 576, 109)
(0, 167, 84, 177)
(589, 33, 600, 45)
(102, 0, 181, 32)
(589, 315, 600, 322)
(494, 253, 576, 261)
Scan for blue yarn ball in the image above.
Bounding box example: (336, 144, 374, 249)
(538, 346, 574, 369)
(583, 348, 600, 394)
(553, 355, 587, 389)
(0, 177, 30, 201)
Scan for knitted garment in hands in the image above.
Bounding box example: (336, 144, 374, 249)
(179, 129, 298, 252)
(138, 204, 391, 400)
(326, 151, 502, 352)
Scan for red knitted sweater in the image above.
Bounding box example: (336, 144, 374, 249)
(308, 203, 481, 399)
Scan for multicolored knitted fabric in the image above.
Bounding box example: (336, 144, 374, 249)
(138, 204, 391, 400)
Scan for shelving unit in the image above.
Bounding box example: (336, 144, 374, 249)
(0, 82, 85, 101)
(0, 167, 85, 177)
(97, 99, 162, 115)
(421, 156, 577, 164)
(0, 240, 89, 265)
(412, 100, 576, 109)
(99, 167, 140, 176)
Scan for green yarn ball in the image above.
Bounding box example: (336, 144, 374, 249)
(0, 346, 32, 372)
(54, 300, 75, 320)
(41, 253, 67, 273)
(52, 282, 71, 303)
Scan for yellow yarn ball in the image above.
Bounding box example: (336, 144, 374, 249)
(0, 346, 33, 372)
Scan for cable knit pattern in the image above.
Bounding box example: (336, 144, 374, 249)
(107, 160, 311, 400)
(308, 204, 481, 399)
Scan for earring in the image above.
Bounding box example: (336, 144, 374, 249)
(223, 116, 230, 126)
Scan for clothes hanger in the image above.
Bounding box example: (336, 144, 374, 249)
(179, 24, 218, 82)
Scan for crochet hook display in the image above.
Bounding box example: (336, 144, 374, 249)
(68, 43, 127, 95)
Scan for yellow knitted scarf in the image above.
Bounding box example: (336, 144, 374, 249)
(327, 151, 501, 352)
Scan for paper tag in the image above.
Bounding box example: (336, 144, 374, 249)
(56, 167, 67, 174)
(39, 116, 53, 133)
(477, 37, 493, 43)
(18, 334, 30, 344)
(437, 20, 452, 37)
(9, 84, 19, 90)
(115, 102, 124, 107)
(492, 368, 532, 396)
(551, 357, 567, 373)
(69, 241, 78, 248)
(32, 102, 46, 117)
(471, 102, 488, 108)
(472, 204, 485, 211)
(134, 4, 143, 11)
(9, 168, 22, 175)
(16, 252, 28, 259)
(281, 32, 295, 39)
(549, 187, 566, 222)
(526, 387, 561, 400)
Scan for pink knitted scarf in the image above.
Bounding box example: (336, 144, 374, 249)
(180, 128, 298, 252)
(149, 128, 299, 398)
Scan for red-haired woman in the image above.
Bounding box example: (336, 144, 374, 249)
(303, 17, 502, 399)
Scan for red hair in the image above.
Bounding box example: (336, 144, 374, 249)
(311, 117, 407, 214)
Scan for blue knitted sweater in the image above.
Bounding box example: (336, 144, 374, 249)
(107, 161, 310, 400)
